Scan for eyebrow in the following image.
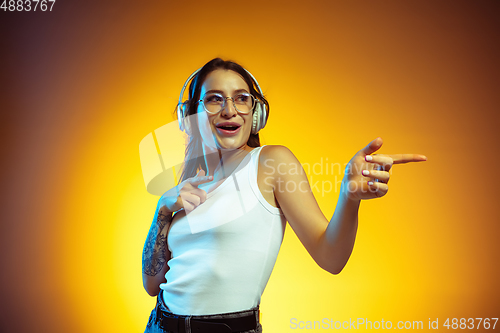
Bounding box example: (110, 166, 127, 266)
(205, 89, 250, 95)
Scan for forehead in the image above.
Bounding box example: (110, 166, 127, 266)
(201, 69, 250, 94)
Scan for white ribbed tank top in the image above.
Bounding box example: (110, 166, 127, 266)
(160, 146, 286, 315)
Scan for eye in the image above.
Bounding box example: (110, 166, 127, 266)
(204, 94, 224, 104)
(234, 94, 250, 104)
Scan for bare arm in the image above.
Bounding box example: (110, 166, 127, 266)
(263, 145, 357, 274)
(142, 170, 212, 296)
(262, 139, 426, 274)
(320, 187, 360, 273)
(142, 203, 172, 296)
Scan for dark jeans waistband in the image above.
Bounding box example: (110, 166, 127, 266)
(157, 290, 260, 320)
(144, 291, 262, 333)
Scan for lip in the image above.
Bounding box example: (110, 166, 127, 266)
(215, 122, 242, 136)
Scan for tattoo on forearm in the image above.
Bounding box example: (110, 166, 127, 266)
(142, 211, 171, 276)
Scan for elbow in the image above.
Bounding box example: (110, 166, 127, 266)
(320, 261, 346, 275)
(316, 253, 349, 275)
(328, 264, 346, 275)
(315, 245, 353, 275)
(144, 285, 160, 297)
(142, 275, 162, 297)
(143, 281, 160, 297)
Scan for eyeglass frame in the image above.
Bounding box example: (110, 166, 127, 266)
(197, 92, 256, 115)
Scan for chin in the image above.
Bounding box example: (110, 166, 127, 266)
(215, 132, 250, 149)
(212, 128, 250, 150)
(216, 139, 246, 150)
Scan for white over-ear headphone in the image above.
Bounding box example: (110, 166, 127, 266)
(176, 67, 268, 136)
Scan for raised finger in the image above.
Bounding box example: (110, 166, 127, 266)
(189, 170, 214, 187)
(360, 137, 384, 156)
(390, 153, 427, 164)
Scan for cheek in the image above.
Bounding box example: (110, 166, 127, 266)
(243, 114, 254, 135)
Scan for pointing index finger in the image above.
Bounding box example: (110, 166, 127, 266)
(390, 154, 428, 164)
(189, 175, 213, 186)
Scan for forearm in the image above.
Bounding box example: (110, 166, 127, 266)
(142, 205, 172, 296)
(320, 184, 360, 274)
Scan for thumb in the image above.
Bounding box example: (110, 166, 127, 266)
(189, 169, 212, 186)
(361, 137, 383, 155)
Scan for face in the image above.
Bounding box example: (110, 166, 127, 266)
(196, 69, 254, 151)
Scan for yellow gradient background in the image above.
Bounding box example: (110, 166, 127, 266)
(1, 1, 499, 332)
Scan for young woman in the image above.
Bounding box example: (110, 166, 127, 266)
(142, 58, 427, 333)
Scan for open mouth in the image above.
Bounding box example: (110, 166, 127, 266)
(215, 123, 242, 135)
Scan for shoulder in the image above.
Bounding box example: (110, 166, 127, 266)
(260, 144, 299, 158)
(260, 144, 296, 162)
(258, 145, 302, 175)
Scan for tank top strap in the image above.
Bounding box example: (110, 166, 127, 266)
(248, 145, 282, 215)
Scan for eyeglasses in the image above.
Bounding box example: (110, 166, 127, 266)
(198, 92, 256, 115)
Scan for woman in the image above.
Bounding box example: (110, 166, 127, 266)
(143, 58, 427, 332)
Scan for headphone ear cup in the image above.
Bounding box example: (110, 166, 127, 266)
(251, 101, 268, 134)
(177, 102, 191, 136)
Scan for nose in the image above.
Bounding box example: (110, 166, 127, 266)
(220, 97, 237, 117)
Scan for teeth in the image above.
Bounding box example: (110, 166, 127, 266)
(218, 125, 239, 130)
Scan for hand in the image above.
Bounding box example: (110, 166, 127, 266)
(159, 170, 213, 214)
(342, 137, 427, 201)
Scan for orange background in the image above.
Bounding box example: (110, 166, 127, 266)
(1, 0, 499, 331)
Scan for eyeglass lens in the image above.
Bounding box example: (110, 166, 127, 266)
(202, 93, 255, 114)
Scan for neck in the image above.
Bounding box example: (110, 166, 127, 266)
(202, 143, 252, 178)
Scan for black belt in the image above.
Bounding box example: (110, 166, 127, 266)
(156, 304, 259, 333)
